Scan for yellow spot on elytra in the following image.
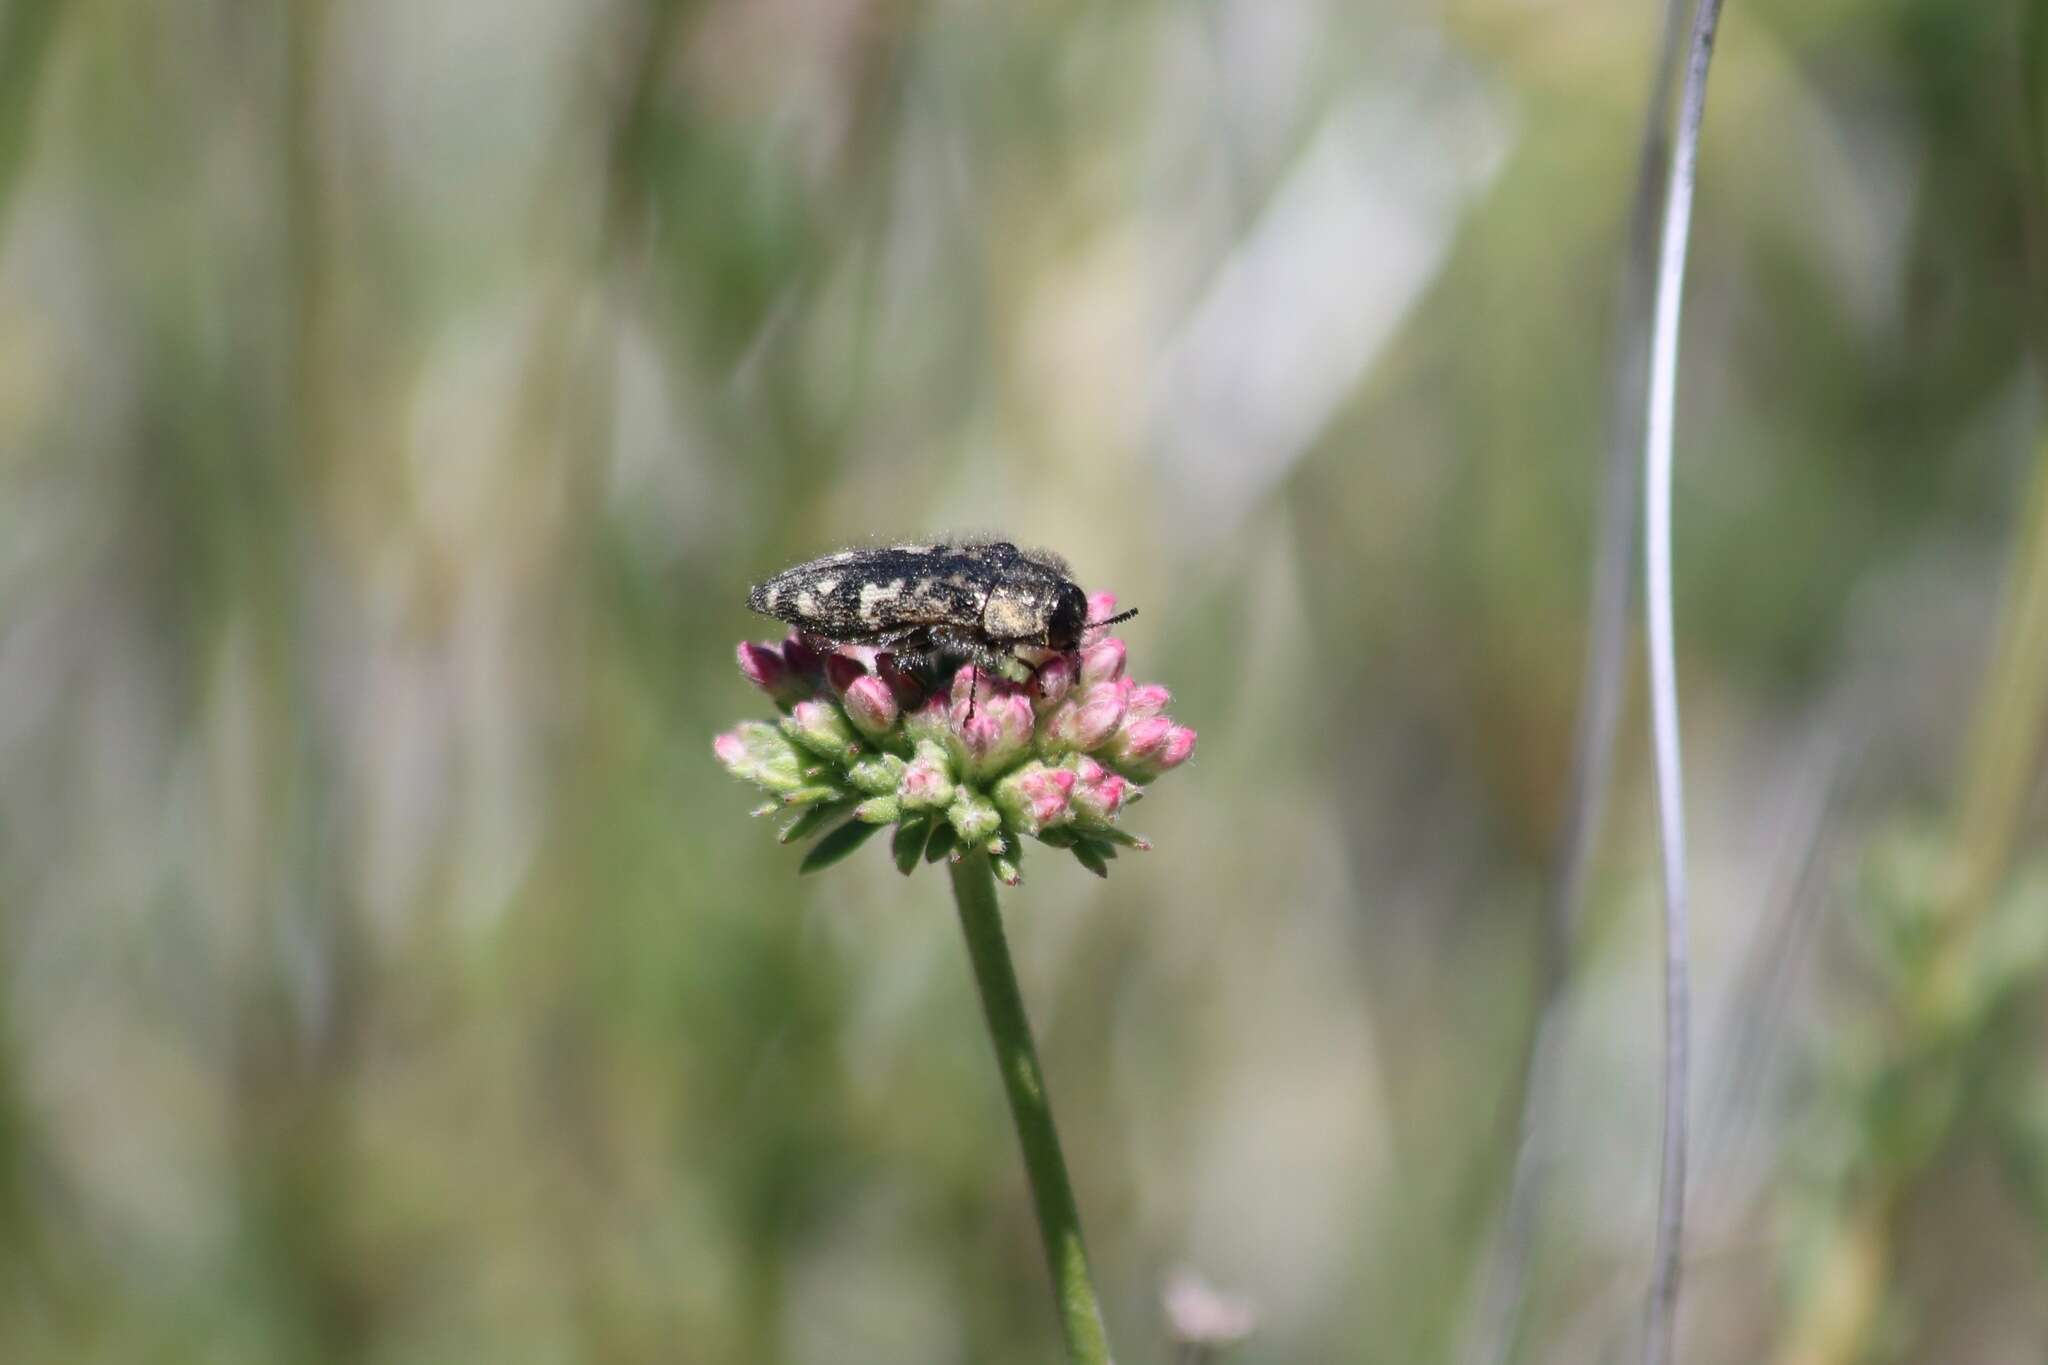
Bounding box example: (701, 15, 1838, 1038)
(984, 594, 1035, 639)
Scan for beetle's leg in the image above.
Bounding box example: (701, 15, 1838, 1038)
(915, 625, 980, 715)
(871, 627, 943, 694)
(968, 586, 1000, 717)
(965, 640, 1034, 716)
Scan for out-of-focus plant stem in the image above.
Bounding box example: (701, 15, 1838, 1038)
(0, 0, 69, 1296)
(0, 0, 67, 234)
(601, 0, 689, 258)
(1462, 0, 1688, 1357)
(1776, 439, 2048, 1365)
(1641, 1, 1729, 1361)
(948, 851, 1114, 1365)
(1930, 461, 2048, 1006)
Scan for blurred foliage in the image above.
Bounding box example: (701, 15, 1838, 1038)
(1, 0, 2046, 1362)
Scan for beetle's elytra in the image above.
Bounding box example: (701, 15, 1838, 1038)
(747, 539, 1134, 681)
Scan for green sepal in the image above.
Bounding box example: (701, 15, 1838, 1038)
(848, 753, 906, 796)
(780, 802, 850, 844)
(924, 821, 957, 863)
(1070, 842, 1110, 878)
(1080, 824, 1150, 851)
(994, 856, 1022, 887)
(780, 710, 862, 764)
(947, 791, 1001, 846)
(1034, 827, 1077, 849)
(782, 784, 848, 807)
(721, 721, 806, 794)
(891, 817, 930, 875)
(855, 796, 901, 825)
(799, 818, 883, 874)
(1076, 835, 1119, 863)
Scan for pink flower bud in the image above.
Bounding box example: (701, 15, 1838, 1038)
(1068, 755, 1128, 822)
(780, 633, 823, 677)
(823, 652, 867, 696)
(898, 743, 956, 810)
(738, 642, 813, 707)
(942, 673, 1034, 776)
(876, 653, 926, 708)
(1032, 654, 1077, 710)
(841, 674, 898, 737)
(952, 691, 1032, 777)
(737, 642, 786, 691)
(787, 699, 859, 760)
(947, 666, 1017, 722)
(1124, 683, 1172, 721)
(1086, 592, 1120, 625)
(1047, 684, 1126, 752)
(713, 731, 747, 768)
(956, 712, 1000, 760)
(1158, 725, 1196, 769)
(1113, 714, 1173, 764)
(1111, 718, 1194, 781)
(997, 691, 1035, 739)
(996, 763, 1076, 834)
(1079, 637, 1126, 688)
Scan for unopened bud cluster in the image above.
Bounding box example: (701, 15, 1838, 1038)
(716, 594, 1194, 885)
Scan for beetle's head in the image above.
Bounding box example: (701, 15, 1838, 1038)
(1044, 582, 1090, 651)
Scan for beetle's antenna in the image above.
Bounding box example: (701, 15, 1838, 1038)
(1089, 607, 1139, 634)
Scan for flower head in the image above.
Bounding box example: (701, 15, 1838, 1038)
(714, 611, 1194, 883)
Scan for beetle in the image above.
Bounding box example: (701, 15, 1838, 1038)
(747, 539, 1136, 702)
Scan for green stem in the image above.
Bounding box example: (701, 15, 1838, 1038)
(0, 0, 69, 237)
(947, 851, 1114, 1365)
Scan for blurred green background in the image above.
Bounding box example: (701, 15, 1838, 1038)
(2, 0, 2046, 1361)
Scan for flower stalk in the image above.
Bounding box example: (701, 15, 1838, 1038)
(949, 850, 1114, 1365)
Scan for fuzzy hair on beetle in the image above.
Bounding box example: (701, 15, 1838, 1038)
(747, 538, 1137, 707)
